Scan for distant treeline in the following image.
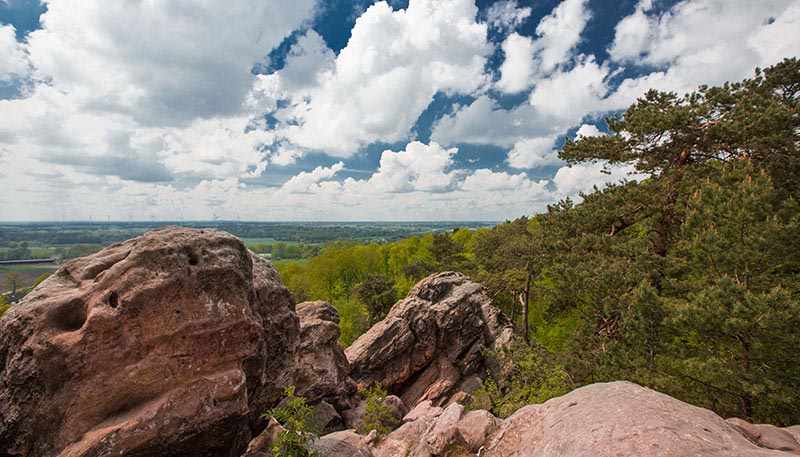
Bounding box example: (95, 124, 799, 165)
(0, 221, 493, 250)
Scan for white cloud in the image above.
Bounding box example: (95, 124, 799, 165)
(607, 0, 800, 107)
(608, 0, 654, 63)
(575, 123, 604, 138)
(355, 141, 460, 193)
(25, 0, 316, 124)
(529, 55, 614, 124)
(0, 0, 317, 214)
(486, 0, 532, 32)
(494, 0, 590, 94)
(273, 30, 336, 95)
(749, 2, 800, 66)
(461, 169, 534, 191)
(281, 162, 344, 193)
(431, 96, 550, 147)
(507, 136, 561, 169)
(496, 33, 535, 94)
(0, 25, 29, 80)
(266, 0, 491, 156)
(552, 162, 636, 196)
(532, 0, 591, 76)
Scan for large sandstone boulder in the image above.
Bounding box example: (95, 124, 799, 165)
(0, 228, 299, 457)
(294, 301, 355, 408)
(345, 272, 513, 408)
(364, 381, 799, 457)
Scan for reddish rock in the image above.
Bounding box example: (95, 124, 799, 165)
(294, 300, 356, 408)
(312, 430, 374, 457)
(0, 228, 298, 457)
(345, 272, 513, 407)
(727, 418, 800, 454)
(360, 381, 800, 457)
(483, 382, 792, 457)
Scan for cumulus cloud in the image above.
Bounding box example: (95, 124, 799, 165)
(281, 162, 344, 193)
(486, 0, 532, 32)
(355, 141, 460, 193)
(3, 0, 799, 222)
(0, 0, 315, 199)
(0, 24, 29, 80)
(507, 136, 561, 169)
(532, 0, 591, 76)
(606, 0, 800, 107)
(552, 162, 636, 197)
(262, 0, 491, 156)
(496, 33, 535, 94)
(575, 123, 605, 138)
(25, 0, 316, 124)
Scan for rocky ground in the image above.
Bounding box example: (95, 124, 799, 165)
(1, 228, 797, 456)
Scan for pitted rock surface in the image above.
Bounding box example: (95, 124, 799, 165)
(0, 227, 298, 457)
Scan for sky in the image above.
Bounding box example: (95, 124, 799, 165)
(0, 0, 798, 222)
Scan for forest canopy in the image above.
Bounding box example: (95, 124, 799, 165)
(276, 59, 800, 426)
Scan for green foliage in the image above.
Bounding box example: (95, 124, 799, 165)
(274, 60, 800, 424)
(277, 232, 476, 344)
(0, 295, 9, 318)
(265, 386, 317, 457)
(355, 274, 396, 324)
(470, 343, 573, 418)
(356, 385, 400, 438)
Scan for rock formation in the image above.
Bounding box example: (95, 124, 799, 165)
(294, 300, 355, 408)
(346, 381, 800, 457)
(345, 271, 513, 407)
(2, 229, 798, 457)
(0, 228, 299, 457)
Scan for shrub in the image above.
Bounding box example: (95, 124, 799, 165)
(469, 342, 573, 418)
(265, 386, 317, 457)
(0, 296, 9, 318)
(356, 385, 400, 438)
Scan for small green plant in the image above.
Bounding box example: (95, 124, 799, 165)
(265, 386, 317, 457)
(0, 294, 10, 318)
(468, 342, 573, 418)
(357, 385, 400, 438)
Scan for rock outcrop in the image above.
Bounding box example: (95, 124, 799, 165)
(337, 381, 800, 457)
(3, 229, 798, 457)
(345, 272, 513, 407)
(294, 300, 355, 408)
(0, 228, 299, 457)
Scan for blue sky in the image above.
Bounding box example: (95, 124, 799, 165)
(0, 0, 798, 221)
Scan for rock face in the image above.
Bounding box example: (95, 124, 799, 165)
(0, 228, 299, 457)
(345, 272, 513, 407)
(294, 300, 355, 408)
(355, 381, 800, 457)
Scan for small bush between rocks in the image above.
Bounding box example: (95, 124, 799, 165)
(469, 342, 573, 418)
(357, 385, 401, 438)
(265, 386, 318, 457)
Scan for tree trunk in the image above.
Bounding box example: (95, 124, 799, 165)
(651, 148, 691, 290)
(522, 271, 532, 345)
(740, 338, 754, 420)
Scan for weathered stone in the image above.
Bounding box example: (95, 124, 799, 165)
(345, 272, 513, 407)
(294, 300, 355, 407)
(402, 400, 444, 423)
(242, 418, 285, 457)
(311, 400, 344, 433)
(312, 430, 374, 457)
(483, 381, 792, 457)
(727, 418, 800, 454)
(0, 228, 299, 457)
(342, 394, 407, 430)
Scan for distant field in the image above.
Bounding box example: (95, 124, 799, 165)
(0, 264, 57, 292)
(0, 221, 496, 288)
